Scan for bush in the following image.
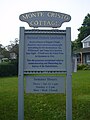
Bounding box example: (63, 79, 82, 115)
(83, 65, 90, 70)
(0, 62, 18, 77)
(77, 64, 90, 70)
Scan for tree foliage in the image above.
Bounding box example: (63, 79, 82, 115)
(71, 39, 79, 53)
(77, 13, 90, 48)
(5, 38, 19, 61)
(0, 44, 10, 58)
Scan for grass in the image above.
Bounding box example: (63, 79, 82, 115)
(0, 70, 90, 120)
(72, 70, 90, 120)
(0, 77, 18, 120)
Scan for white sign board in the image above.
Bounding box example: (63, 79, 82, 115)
(26, 76, 65, 93)
(24, 33, 66, 72)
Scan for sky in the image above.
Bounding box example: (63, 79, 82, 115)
(0, 0, 90, 46)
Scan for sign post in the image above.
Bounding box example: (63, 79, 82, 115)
(66, 28, 72, 120)
(18, 11, 72, 120)
(18, 27, 24, 120)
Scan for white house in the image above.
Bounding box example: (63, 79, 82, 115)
(76, 35, 90, 65)
(81, 35, 90, 48)
(81, 35, 90, 64)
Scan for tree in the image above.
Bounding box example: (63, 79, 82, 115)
(5, 38, 19, 62)
(0, 44, 10, 58)
(77, 13, 90, 48)
(71, 39, 79, 53)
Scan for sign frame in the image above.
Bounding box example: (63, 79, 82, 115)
(24, 29, 66, 73)
(18, 27, 72, 120)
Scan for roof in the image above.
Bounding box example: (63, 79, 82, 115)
(81, 47, 90, 53)
(81, 35, 90, 43)
(9, 44, 19, 53)
(75, 47, 90, 54)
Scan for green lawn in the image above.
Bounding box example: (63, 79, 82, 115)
(0, 70, 90, 120)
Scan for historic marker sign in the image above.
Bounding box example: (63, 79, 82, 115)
(24, 30, 66, 72)
(19, 11, 71, 28)
(18, 11, 72, 120)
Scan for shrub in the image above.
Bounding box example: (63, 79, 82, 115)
(83, 65, 90, 70)
(0, 62, 18, 77)
(77, 64, 90, 70)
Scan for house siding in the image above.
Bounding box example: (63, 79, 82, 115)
(75, 35, 90, 65)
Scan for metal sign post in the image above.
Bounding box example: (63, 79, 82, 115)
(66, 28, 72, 120)
(18, 27, 25, 120)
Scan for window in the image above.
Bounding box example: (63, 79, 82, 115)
(83, 41, 90, 48)
(87, 55, 90, 64)
(83, 42, 87, 48)
(87, 55, 90, 60)
(88, 41, 90, 47)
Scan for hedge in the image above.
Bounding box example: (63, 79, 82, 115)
(77, 64, 90, 70)
(0, 62, 18, 77)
